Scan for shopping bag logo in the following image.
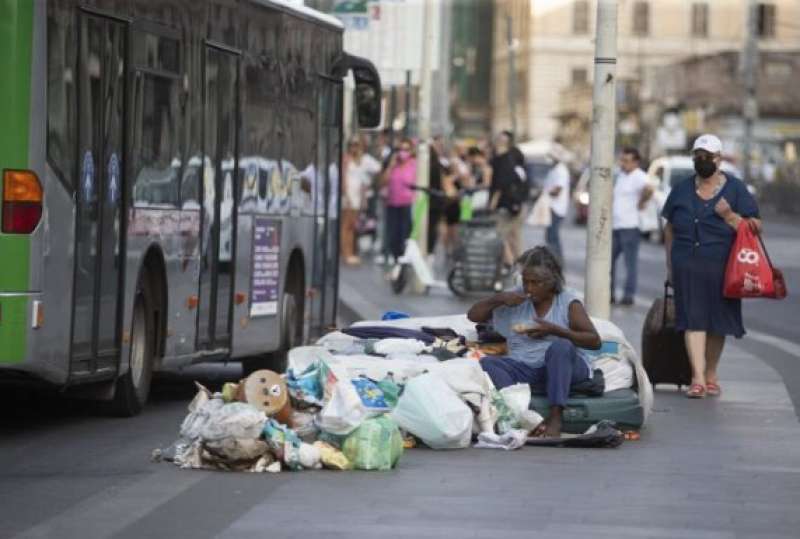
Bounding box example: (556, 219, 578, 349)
(736, 248, 760, 265)
(742, 271, 763, 294)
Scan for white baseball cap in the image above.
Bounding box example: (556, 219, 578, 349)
(692, 134, 723, 154)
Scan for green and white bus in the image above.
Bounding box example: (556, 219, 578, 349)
(0, 0, 381, 415)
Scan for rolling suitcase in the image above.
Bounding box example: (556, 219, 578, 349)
(641, 282, 692, 388)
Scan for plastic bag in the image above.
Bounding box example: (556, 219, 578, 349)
(286, 363, 324, 407)
(351, 377, 390, 412)
(500, 383, 543, 432)
(317, 378, 370, 435)
(724, 221, 778, 298)
(288, 409, 319, 442)
(262, 419, 304, 470)
(342, 415, 404, 471)
(376, 375, 401, 408)
(390, 374, 473, 449)
(313, 441, 352, 470)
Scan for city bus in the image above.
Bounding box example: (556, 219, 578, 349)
(0, 0, 381, 415)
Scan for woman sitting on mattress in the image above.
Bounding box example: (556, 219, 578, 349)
(467, 246, 601, 438)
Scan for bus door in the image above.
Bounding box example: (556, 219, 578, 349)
(309, 77, 343, 335)
(197, 44, 240, 350)
(70, 13, 127, 377)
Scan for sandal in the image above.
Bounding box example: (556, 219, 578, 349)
(686, 384, 706, 399)
(706, 382, 721, 396)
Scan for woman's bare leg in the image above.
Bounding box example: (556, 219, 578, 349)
(684, 330, 707, 386)
(705, 334, 726, 385)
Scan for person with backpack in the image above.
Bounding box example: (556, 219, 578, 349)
(489, 131, 527, 268)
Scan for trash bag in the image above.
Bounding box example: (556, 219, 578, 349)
(317, 378, 370, 436)
(376, 375, 401, 408)
(390, 374, 473, 449)
(288, 409, 319, 442)
(286, 363, 324, 407)
(262, 419, 304, 470)
(313, 441, 352, 470)
(342, 415, 404, 471)
(498, 383, 543, 433)
(351, 376, 390, 412)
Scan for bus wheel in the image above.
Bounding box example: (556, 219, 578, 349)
(111, 285, 154, 417)
(242, 291, 300, 377)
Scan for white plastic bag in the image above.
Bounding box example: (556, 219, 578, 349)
(317, 378, 370, 436)
(390, 374, 473, 449)
(526, 193, 552, 227)
(499, 383, 543, 432)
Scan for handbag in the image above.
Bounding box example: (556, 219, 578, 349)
(723, 220, 787, 299)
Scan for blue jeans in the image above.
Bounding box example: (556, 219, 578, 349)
(545, 210, 563, 262)
(480, 338, 590, 407)
(611, 228, 641, 300)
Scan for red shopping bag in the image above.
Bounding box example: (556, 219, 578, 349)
(723, 221, 787, 299)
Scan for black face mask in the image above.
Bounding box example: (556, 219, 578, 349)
(694, 157, 717, 179)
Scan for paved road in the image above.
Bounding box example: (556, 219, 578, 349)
(2, 217, 799, 539)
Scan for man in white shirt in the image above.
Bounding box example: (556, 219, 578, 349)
(543, 149, 571, 262)
(342, 138, 381, 265)
(611, 147, 653, 305)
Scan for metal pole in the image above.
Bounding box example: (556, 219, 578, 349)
(416, 0, 434, 263)
(584, 0, 618, 319)
(506, 14, 518, 137)
(404, 70, 412, 137)
(742, 0, 758, 184)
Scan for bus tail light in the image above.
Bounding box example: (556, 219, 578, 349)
(2, 170, 43, 234)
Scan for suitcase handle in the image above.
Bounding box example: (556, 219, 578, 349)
(662, 281, 674, 331)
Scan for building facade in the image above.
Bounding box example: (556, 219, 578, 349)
(491, 0, 800, 148)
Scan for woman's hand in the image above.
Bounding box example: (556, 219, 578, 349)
(746, 217, 762, 234)
(499, 292, 527, 307)
(524, 318, 564, 340)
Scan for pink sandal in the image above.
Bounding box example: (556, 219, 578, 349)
(687, 384, 706, 399)
(705, 382, 721, 396)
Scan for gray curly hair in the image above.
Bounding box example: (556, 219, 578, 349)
(516, 246, 565, 293)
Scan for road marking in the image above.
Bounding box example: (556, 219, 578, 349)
(566, 271, 800, 359)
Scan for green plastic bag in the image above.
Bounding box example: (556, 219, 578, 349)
(342, 415, 404, 471)
(376, 375, 401, 408)
(459, 195, 473, 222)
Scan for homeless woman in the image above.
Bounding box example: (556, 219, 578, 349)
(467, 246, 601, 437)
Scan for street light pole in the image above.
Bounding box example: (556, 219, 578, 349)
(742, 0, 759, 184)
(584, 0, 618, 319)
(506, 14, 518, 137)
(416, 0, 434, 263)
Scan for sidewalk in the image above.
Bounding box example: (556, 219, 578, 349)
(337, 261, 800, 539)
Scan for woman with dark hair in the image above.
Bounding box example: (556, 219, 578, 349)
(380, 138, 417, 262)
(467, 246, 601, 437)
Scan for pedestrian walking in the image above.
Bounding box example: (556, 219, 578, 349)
(427, 138, 446, 258)
(468, 246, 601, 438)
(489, 131, 527, 267)
(662, 134, 762, 399)
(611, 147, 653, 305)
(341, 137, 381, 265)
(381, 138, 417, 263)
(543, 147, 571, 263)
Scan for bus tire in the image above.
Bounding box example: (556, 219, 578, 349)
(242, 291, 300, 377)
(110, 283, 155, 417)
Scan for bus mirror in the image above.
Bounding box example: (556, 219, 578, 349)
(353, 67, 381, 129)
(334, 54, 382, 129)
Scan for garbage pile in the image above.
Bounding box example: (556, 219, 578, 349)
(154, 314, 645, 473)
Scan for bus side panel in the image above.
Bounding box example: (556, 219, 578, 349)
(227, 3, 284, 357)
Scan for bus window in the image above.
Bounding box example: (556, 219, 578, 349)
(132, 74, 181, 207)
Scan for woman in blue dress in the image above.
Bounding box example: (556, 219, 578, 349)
(662, 134, 761, 399)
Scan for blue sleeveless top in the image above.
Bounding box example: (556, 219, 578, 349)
(492, 288, 592, 376)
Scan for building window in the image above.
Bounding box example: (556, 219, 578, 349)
(573, 0, 589, 34)
(757, 3, 776, 38)
(691, 3, 708, 37)
(632, 1, 649, 36)
(571, 67, 588, 85)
